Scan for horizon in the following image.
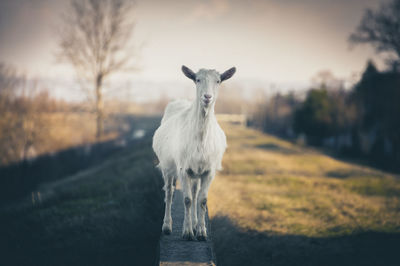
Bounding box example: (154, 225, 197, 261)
(0, 0, 389, 101)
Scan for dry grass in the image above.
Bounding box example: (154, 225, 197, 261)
(33, 112, 119, 159)
(208, 123, 400, 265)
(44, 112, 97, 148)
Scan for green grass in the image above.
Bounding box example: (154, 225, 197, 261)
(209, 123, 400, 266)
(0, 137, 164, 266)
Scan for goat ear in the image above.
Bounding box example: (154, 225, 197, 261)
(182, 65, 196, 81)
(220, 67, 236, 82)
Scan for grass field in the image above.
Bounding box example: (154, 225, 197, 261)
(1, 119, 399, 266)
(0, 136, 164, 266)
(208, 123, 400, 266)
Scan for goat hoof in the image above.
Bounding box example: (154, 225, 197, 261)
(182, 231, 195, 241)
(197, 235, 207, 241)
(162, 224, 172, 235)
(195, 225, 207, 241)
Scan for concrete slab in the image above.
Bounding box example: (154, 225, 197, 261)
(159, 188, 216, 266)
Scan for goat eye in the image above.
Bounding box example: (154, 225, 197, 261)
(196, 79, 201, 83)
(217, 80, 220, 84)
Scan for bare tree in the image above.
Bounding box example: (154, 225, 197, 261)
(350, 0, 400, 69)
(57, 0, 136, 139)
(0, 63, 48, 165)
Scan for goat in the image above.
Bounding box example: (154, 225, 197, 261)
(152, 65, 236, 240)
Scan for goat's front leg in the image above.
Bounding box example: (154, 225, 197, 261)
(162, 172, 174, 234)
(196, 174, 213, 241)
(191, 179, 200, 234)
(181, 176, 195, 240)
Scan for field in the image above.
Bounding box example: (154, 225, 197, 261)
(1, 119, 399, 266)
(208, 123, 400, 266)
(0, 123, 164, 266)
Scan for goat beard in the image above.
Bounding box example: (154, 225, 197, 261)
(201, 103, 212, 117)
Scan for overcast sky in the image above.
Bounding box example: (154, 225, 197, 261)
(0, 0, 389, 100)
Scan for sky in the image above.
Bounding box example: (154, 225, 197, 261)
(0, 0, 389, 101)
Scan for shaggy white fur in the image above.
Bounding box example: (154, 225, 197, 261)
(152, 65, 236, 240)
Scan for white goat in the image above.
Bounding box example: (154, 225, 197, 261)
(152, 65, 236, 240)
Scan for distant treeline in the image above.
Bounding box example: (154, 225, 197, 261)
(250, 61, 400, 172)
(0, 65, 100, 166)
(0, 63, 149, 166)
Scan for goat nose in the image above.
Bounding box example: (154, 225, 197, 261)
(204, 94, 212, 99)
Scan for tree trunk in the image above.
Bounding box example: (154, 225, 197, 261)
(95, 74, 104, 140)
